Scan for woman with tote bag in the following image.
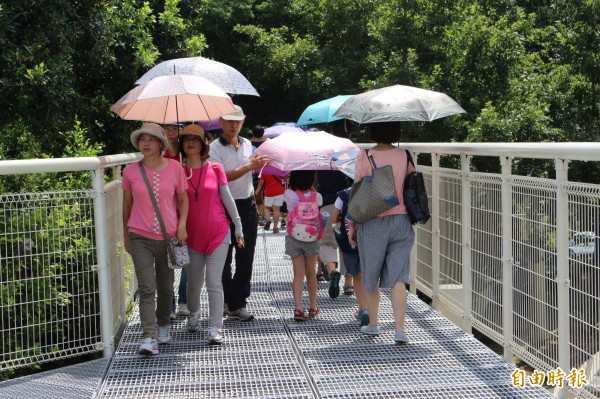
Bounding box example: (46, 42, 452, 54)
(347, 121, 415, 344)
(122, 123, 189, 356)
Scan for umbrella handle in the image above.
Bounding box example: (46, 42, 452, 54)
(257, 163, 268, 179)
(185, 165, 193, 179)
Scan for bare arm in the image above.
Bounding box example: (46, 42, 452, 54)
(224, 154, 269, 182)
(176, 191, 188, 245)
(256, 178, 264, 193)
(122, 190, 133, 254)
(331, 207, 341, 224)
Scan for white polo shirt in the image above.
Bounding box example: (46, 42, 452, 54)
(209, 136, 254, 200)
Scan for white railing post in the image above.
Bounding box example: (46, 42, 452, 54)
(409, 153, 418, 295)
(431, 153, 441, 309)
(461, 154, 473, 333)
(500, 156, 514, 362)
(91, 168, 115, 357)
(555, 158, 570, 399)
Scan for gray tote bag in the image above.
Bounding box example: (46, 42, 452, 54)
(347, 149, 398, 223)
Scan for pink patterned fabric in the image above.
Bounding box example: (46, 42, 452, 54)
(122, 159, 187, 240)
(185, 162, 231, 256)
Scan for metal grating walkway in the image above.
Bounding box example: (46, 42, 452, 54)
(96, 229, 556, 399)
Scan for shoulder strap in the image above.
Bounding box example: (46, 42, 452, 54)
(295, 189, 305, 201)
(138, 161, 170, 243)
(308, 191, 316, 202)
(365, 148, 377, 170)
(405, 150, 415, 168)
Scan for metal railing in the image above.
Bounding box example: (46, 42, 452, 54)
(0, 143, 599, 398)
(404, 142, 600, 399)
(0, 154, 140, 371)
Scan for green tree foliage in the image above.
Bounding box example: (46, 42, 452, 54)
(0, 0, 597, 164)
(0, 120, 103, 376)
(0, 0, 598, 378)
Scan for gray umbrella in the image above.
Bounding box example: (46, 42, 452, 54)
(135, 56, 259, 97)
(333, 84, 465, 123)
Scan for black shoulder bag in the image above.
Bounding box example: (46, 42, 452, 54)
(404, 151, 430, 225)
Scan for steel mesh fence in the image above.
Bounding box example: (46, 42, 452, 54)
(0, 191, 101, 370)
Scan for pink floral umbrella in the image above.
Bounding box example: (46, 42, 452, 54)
(254, 130, 359, 172)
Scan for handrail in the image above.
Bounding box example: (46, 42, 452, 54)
(0, 153, 142, 175)
(401, 142, 600, 161)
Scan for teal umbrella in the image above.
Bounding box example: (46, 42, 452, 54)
(297, 95, 353, 126)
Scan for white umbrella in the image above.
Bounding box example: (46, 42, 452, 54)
(110, 75, 236, 124)
(135, 56, 260, 96)
(333, 84, 466, 123)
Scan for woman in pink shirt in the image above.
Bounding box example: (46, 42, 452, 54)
(179, 125, 244, 345)
(122, 123, 189, 356)
(348, 121, 415, 345)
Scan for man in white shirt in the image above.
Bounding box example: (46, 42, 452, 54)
(209, 105, 268, 321)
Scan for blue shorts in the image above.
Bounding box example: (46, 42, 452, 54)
(342, 252, 361, 276)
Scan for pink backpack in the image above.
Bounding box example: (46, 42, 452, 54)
(287, 190, 323, 242)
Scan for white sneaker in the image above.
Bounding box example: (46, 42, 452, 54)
(227, 307, 254, 321)
(177, 304, 190, 316)
(207, 327, 223, 345)
(169, 311, 176, 321)
(139, 338, 159, 356)
(187, 315, 201, 333)
(157, 326, 172, 344)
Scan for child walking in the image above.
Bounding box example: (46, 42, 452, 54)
(332, 187, 369, 326)
(256, 173, 287, 233)
(283, 170, 324, 321)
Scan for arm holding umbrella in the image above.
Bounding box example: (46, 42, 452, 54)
(217, 152, 269, 182)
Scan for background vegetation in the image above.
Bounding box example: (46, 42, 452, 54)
(0, 1, 597, 174)
(0, 0, 597, 378)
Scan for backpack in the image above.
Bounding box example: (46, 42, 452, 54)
(287, 190, 323, 242)
(334, 188, 358, 254)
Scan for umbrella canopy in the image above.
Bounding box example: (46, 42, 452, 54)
(263, 124, 304, 139)
(297, 95, 353, 126)
(110, 75, 236, 124)
(254, 165, 290, 177)
(333, 85, 465, 123)
(254, 130, 359, 171)
(197, 117, 222, 131)
(330, 149, 360, 179)
(135, 56, 259, 96)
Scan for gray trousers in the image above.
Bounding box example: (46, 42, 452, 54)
(357, 214, 414, 293)
(187, 234, 229, 329)
(128, 232, 174, 338)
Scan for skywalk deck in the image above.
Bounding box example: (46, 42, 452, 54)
(95, 229, 555, 398)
